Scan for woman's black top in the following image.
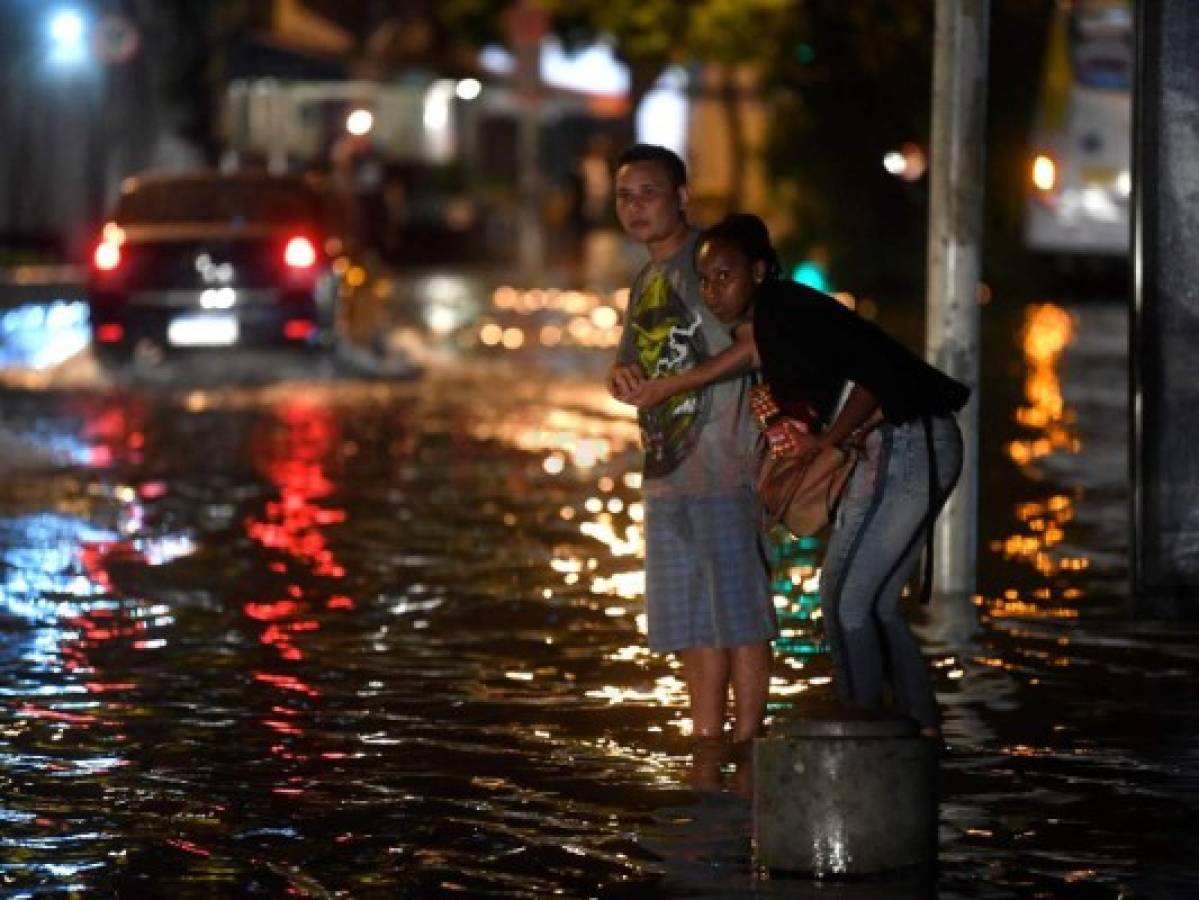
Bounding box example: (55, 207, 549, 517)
(752, 279, 969, 425)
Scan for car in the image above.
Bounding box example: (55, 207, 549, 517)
(86, 170, 354, 367)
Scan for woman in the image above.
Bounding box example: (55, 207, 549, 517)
(628, 214, 968, 740)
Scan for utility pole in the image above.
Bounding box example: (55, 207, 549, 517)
(925, 0, 990, 602)
(505, 0, 547, 276)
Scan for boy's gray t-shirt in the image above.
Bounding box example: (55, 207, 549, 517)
(615, 231, 758, 498)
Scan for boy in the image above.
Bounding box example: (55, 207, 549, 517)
(607, 144, 775, 746)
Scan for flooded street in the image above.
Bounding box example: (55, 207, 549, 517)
(1, 282, 1196, 898)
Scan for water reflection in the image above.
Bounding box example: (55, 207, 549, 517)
(990, 303, 1091, 601)
(1, 294, 1197, 897)
(0, 299, 90, 371)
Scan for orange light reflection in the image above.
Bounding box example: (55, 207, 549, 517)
(986, 303, 1090, 622)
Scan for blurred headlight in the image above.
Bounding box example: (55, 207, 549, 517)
(1032, 154, 1057, 192)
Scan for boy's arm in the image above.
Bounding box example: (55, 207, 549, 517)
(608, 267, 649, 404)
(628, 324, 758, 409)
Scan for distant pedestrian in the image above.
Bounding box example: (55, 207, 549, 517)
(606, 146, 775, 751)
(630, 213, 969, 741)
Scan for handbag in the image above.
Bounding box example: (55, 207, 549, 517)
(756, 430, 863, 536)
(750, 380, 879, 537)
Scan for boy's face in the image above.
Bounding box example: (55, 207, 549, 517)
(614, 161, 687, 247)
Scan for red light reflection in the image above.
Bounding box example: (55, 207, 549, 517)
(81, 398, 148, 468)
(244, 400, 352, 761)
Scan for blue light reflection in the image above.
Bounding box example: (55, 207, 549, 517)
(0, 300, 90, 370)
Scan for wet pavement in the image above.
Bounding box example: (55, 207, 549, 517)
(0, 276, 1196, 898)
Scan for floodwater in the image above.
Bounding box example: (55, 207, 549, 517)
(0, 282, 1196, 898)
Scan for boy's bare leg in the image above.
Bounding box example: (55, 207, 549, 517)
(679, 646, 730, 738)
(730, 641, 772, 742)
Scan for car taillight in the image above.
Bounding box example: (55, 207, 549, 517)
(96, 323, 125, 343)
(284, 319, 316, 341)
(93, 240, 122, 271)
(93, 221, 125, 271)
(284, 236, 317, 269)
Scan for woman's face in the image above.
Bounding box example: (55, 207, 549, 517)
(696, 238, 764, 323)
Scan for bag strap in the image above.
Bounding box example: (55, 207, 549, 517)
(829, 379, 852, 425)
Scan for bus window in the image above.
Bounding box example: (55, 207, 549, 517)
(1024, 1, 1132, 261)
(1070, 6, 1133, 90)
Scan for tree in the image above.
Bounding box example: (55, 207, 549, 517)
(759, 0, 935, 296)
(539, 0, 795, 205)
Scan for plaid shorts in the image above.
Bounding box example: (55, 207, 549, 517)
(644, 488, 777, 653)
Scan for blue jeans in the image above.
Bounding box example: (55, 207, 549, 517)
(819, 415, 963, 728)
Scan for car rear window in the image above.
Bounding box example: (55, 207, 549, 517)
(116, 179, 322, 226)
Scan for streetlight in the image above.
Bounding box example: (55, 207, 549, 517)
(345, 108, 374, 137)
(881, 142, 927, 182)
(47, 8, 89, 67)
(455, 78, 482, 101)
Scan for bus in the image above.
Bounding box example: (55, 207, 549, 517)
(1024, 0, 1132, 260)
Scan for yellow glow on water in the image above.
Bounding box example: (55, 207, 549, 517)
(579, 520, 640, 557)
(591, 306, 620, 330)
(585, 572, 642, 601)
(501, 327, 525, 349)
(484, 286, 627, 349)
(1009, 304, 1078, 465)
(607, 645, 650, 662)
(493, 285, 517, 308)
(585, 674, 688, 708)
(986, 303, 1096, 616)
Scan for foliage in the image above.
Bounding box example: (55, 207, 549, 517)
(759, 0, 935, 295)
(982, 0, 1056, 283)
(541, 0, 795, 90)
(759, 0, 1058, 296)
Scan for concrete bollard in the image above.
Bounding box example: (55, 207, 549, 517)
(754, 711, 938, 877)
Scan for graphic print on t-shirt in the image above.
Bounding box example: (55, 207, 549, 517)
(631, 269, 711, 478)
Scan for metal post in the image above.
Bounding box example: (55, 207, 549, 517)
(517, 101, 543, 273)
(1131, 0, 1199, 614)
(925, 0, 990, 601)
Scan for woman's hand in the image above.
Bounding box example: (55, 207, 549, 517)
(764, 420, 828, 460)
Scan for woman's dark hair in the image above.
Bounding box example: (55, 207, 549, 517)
(697, 213, 782, 281)
(615, 144, 688, 189)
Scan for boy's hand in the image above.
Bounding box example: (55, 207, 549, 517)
(608, 363, 646, 402)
